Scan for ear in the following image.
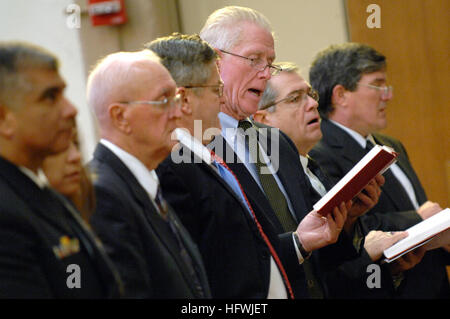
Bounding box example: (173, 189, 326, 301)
(108, 103, 131, 134)
(253, 110, 268, 124)
(177, 87, 193, 115)
(0, 105, 16, 138)
(331, 84, 348, 108)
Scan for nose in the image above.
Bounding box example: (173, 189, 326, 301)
(67, 141, 81, 164)
(63, 97, 78, 119)
(167, 97, 182, 119)
(257, 64, 272, 80)
(309, 96, 319, 110)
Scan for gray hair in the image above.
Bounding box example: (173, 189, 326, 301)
(0, 41, 58, 109)
(199, 6, 274, 51)
(146, 33, 217, 93)
(309, 43, 386, 118)
(258, 62, 299, 112)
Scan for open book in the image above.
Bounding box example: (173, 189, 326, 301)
(313, 144, 398, 216)
(383, 208, 450, 263)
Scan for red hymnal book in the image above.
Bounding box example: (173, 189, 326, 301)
(313, 144, 398, 216)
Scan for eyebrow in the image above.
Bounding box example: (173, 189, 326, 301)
(38, 85, 64, 102)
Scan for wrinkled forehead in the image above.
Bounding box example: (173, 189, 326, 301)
(128, 60, 177, 97)
(230, 22, 276, 60)
(271, 71, 308, 97)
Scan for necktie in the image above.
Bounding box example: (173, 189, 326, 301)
(155, 186, 205, 298)
(211, 151, 295, 299)
(306, 157, 328, 197)
(238, 120, 297, 232)
(365, 139, 375, 152)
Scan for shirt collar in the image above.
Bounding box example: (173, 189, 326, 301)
(218, 112, 239, 131)
(100, 139, 159, 200)
(19, 166, 49, 189)
(299, 155, 309, 172)
(330, 119, 374, 148)
(174, 128, 212, 165)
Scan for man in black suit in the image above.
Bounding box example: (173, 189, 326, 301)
(149, 33, 298, 298)
(87, 50, 211, 298)
(0, 42, 122, 298)
(308, 43, 449, 298)
(195, 6, 356, 298)
(254, 61, 427, 298)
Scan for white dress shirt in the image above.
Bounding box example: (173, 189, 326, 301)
(331, 120, 419, 209)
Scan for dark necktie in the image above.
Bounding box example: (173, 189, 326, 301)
(155, 186, 206, 298)
(211, 151, 295, 299)
(238, 120, 297, 232)
(365, 139, 375, 152)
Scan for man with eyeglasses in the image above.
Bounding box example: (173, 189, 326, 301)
(87, 50, 211, 298)
(309, 43, 449, 298)
(148, 32, 297, 298)
(254, 61, 434, 298)
(198, 6, 359, 299)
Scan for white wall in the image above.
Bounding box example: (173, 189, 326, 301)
(0, 0, 97, 161)
(177, 0, 349, 79)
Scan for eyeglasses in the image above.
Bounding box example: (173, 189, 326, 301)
(358, 83, 393, 99)
(219, 49, 282, 75)
(184, 83, 224, 97)
(259, 88, 319, 111)
(118, 94, 181, 109)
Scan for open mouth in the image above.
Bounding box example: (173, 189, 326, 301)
(248, 88, 262, 97)
(307, 118, 319, 125)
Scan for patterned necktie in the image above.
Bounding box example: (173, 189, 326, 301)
(211, 151, 295, 299)
(238, 120, 297, 232)
(155, 186, 205, 298)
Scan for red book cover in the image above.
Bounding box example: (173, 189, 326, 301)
(313, 145, 398, 216)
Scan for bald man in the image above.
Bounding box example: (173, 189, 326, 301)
(87, 50, 211, 298)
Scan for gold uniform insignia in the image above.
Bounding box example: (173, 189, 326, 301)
(53, 235, 80, 259)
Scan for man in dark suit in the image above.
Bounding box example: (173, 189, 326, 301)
(149, 33, 298, 298)
(196, 6, 357, 298)
(308, 43, 449, 298)
(87, 50, 211, 298)
(0, 42, 122, 298)
(254, 61, 427, 298)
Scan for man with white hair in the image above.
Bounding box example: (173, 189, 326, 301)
(199, 6, 355, 298)
(87, 50, 211, 298)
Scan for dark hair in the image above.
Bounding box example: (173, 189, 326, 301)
(145, 33, 217, 88)
(309, 43, 386, 118)
(0, 41, 58, 109)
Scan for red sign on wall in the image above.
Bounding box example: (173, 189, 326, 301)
(88, 0, 127, 26)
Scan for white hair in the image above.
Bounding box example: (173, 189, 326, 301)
(199, 6, 274, 51)
(86, 50, 160, 125)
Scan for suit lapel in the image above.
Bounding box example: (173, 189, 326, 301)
(0, 156, 73, 235)
(321, 120, 416, 211)
(209, 134, 286, 233)
(93, 144, 206, 297)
